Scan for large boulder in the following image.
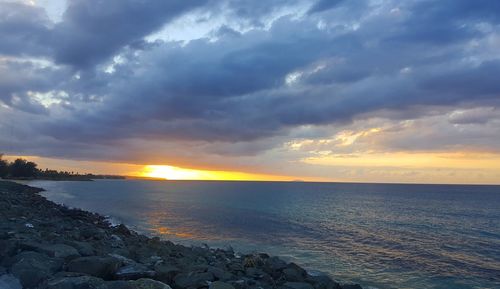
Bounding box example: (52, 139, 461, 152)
(115, 263, 156, 280)
(19, 241, 80, 260)
(10, 251, 63, 288)
(67, 256, 121, 280)
(129, 278, 172, 289)
(153, 264, 180, 284)
(283, 263, 307, 282)
(41, 275, 105, 289)
(0, 274, 22, 289)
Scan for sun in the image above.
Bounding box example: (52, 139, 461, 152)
(139, 165, 294, 181)
(141, 165, 203, 180)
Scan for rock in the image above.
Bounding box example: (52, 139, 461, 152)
(129, 278, 172, 289)
(306, 275, 341, 289)
(41, 244, 81, 260)
(207, 266, 234, 281)
(340, 284, 362, 289)
(283, 263, 307, 282)
(114, 224, 132, 236)
(284, 282, 315, 289)
(10, 251, 63, 288)
(245, 267, 265, 278)
(66, 241, 95, 256)
(0, 274, 22, 289)
(210, 281, 235, 289)
(67, 256, 121, 280)
(153, 264, 180, 283)
(115, 263, 156, 280)
(266, 256, 287, 271)
(174, 271, 214, 288)
(42, 275, 105, 289)
(102, 280, 136, 289)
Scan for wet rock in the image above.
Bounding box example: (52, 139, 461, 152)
(31, 243, 80, 260)
(114, 224, 132, 236)
(284, 282, 314, 289)
(245, 267, 265, 279)
(210, 281, 235, 289)
(174, 271, 214, 288)
(66, 241, 95, 256)
(67, 256, 121, 280)
(266, 257, 287, 271)
(129, 278, 172, 289)
(10, 251, 63, 288)
(208, 266, 234, 281)
(115, 263, 156, 280)
(0, 274, 22, 289)
(283, 263, 307, 282)
(153, 264, 180, 284)
(102, 280, 136, 289)
(42, 275, 105, 289)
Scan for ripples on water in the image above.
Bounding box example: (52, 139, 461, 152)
(31, 180, 500, 289)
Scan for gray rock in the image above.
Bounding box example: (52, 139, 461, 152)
(266, 257, 287, 271)
(115, 263, 156, 280)
(128, 278, 172, 289)
(10, 251, 63, 288)
(245, 267, 265, 278)
(67, 256, 121, 280)
(207, 266, 234, 281)
(153, 264, 179, 283)
(210, 281, 235, 289)
(101, 280, 136, 289)
(284, 282, 314, 289)
(174, 271, 214, 288)
(283, 263, 307, 282)
(66, 241, 95, 256)
(41, 244, 81, 260)
(19, 242, 80, 260)
(0, 274, 22, 289)
(42, 275, 105, 289)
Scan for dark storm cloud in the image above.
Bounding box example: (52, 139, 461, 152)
(1, 0, 500, 163)
(51, 0, 208, 67)
(0, 2, 51, 57)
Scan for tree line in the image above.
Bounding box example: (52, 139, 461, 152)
(0, 154, 124, 180)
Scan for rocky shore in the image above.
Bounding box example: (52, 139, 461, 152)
(0, 180, 363, 289)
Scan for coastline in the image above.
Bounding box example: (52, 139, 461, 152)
(0, 180, 362, 289)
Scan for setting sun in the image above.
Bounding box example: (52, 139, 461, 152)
(140, 165, 292, 181)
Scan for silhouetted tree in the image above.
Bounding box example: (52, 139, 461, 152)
(0, 154, 8, 178)
(9, 158, 38, 178)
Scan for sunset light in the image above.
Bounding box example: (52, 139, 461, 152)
(140, 165, 292, 181)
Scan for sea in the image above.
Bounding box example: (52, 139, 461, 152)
(26, 180, 500, 289)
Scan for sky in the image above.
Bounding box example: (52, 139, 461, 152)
(0, 0, 500, 184)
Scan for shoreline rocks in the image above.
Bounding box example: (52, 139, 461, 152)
(0, 180, 363, 289)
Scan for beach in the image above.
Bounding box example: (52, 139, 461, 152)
(0, 180, 361, 289)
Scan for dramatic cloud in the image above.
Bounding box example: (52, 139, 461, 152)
(0, 0, 499, 182)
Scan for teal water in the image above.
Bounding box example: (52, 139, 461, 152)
(28, 180, 500, 289)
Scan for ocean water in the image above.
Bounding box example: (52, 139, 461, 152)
(28, 180, 500, 289)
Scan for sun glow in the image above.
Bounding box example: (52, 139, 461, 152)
(140, 165, 291, 181)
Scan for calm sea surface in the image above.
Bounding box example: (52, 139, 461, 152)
(28, 180, 500, 289)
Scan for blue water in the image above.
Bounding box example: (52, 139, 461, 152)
(28, 180, 500, 289)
